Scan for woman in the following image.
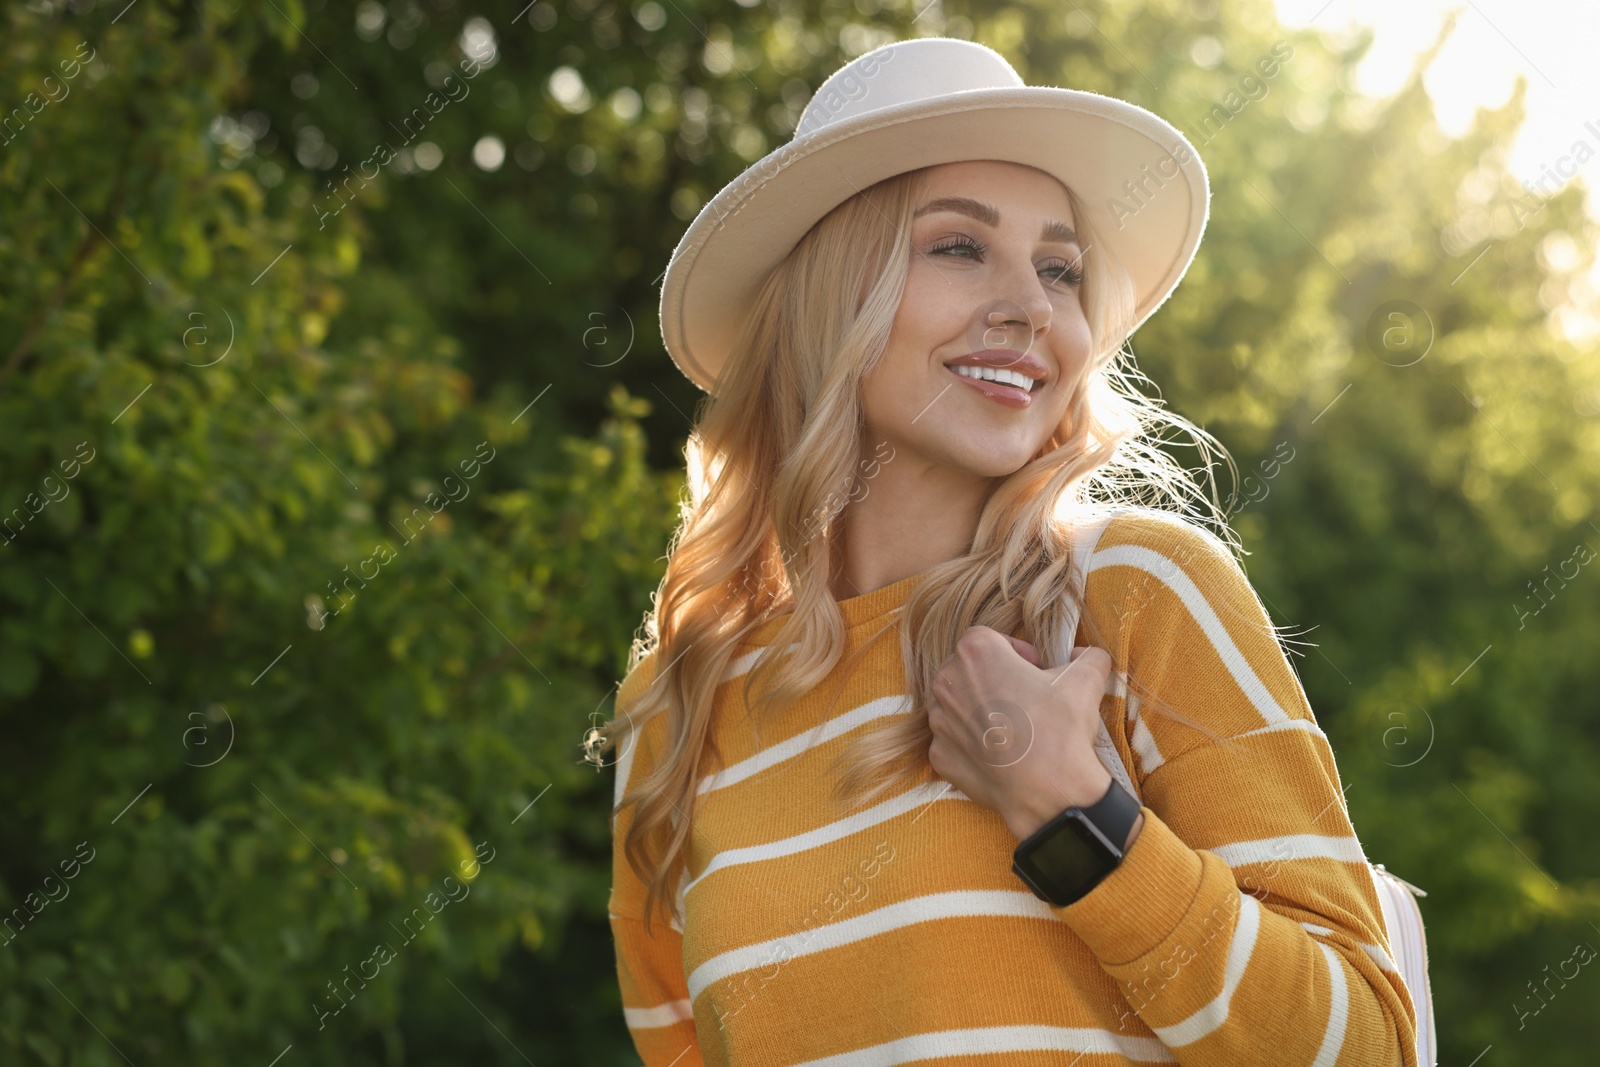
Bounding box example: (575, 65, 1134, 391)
(599, 36, 1418, 1067)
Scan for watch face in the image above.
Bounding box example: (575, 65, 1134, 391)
(1016, 815, 1118, 903)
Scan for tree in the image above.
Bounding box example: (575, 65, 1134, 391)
(1, 0, 1595, 1062)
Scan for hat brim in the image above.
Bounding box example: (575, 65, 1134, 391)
(660, 86, 1210, 395)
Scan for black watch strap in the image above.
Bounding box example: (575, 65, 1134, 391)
(1075, 776, 1141, 851)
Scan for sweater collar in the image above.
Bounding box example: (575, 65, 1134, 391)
(746, 569, 931, 645)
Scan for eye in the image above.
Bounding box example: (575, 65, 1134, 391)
(927, 235, 1085, 288)
(1041, 256, 1086, 288)
(928, 234, 986, 259)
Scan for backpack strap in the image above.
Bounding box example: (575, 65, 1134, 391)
(1371, 863, 1437, 1065)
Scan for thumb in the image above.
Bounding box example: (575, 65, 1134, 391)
(1049, 644, 1113, 690)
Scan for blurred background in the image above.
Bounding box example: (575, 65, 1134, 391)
(2, 0, 1597, 1063)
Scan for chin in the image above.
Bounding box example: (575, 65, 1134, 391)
(954, 448, 1043, 479)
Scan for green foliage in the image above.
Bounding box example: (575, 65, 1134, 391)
(1, 0, 1596, 1063)
(0, 3, 682, 1062)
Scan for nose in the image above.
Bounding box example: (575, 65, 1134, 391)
(970, 291, 1052, 359)
(974, 246, 1054, 355)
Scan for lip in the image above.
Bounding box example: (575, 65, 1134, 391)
(942, 349, 1048, 410)
(943, 349, 1049, 382)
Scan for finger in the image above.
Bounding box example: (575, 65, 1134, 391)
(1006, 634, 1042, 667)
(1077, 645, 1113, 677)
(1067, 644, 1110, 667)
(1073, 648, 1113, 696)
(928, 688, 978, 745)
(933, 667, 977, 721)
(1048, 646, 1089, 681)
(1048, 645, 1112, 689)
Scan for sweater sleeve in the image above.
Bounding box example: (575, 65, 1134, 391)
(609, 652, 707, 1067)
(610, 911, 705, 1067)
(1052, 512, 1419, 1067)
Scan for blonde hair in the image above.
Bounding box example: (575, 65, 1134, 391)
(601, 165, 1244, 935)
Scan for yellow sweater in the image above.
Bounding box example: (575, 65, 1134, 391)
(609, 508, 1419, 1066)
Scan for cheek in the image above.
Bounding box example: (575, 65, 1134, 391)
(1035, 308, 1095, 421)
(865, 286, 945, 411)
(858, 344, 908, 435)
(885, 271, 963, 369)
(1052, 304, 1097, 372)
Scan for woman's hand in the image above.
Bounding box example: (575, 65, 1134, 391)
(926, 626, 1130, 843)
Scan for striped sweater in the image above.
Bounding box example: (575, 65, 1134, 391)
(609, 508, 1419, 1066)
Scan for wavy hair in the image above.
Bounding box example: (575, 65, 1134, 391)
(600, 164, 1247, 935)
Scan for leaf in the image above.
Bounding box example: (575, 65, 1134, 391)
(0, 642, 39, 698)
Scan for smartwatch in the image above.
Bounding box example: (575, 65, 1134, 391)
(1011, 778, 1142, 906)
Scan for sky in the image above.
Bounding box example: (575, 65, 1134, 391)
(1275, 0, 1599, 341)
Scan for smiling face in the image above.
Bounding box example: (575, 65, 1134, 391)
(859, 160, 1095, 480)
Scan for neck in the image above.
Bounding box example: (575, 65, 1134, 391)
(829, 448, 993, 600)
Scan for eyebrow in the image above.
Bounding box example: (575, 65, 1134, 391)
(912, 195, 1080, 247)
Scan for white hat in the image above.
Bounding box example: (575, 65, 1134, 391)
(659, 36, 1210, 396)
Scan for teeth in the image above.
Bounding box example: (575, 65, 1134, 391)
(949, 364, 1036, 392)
